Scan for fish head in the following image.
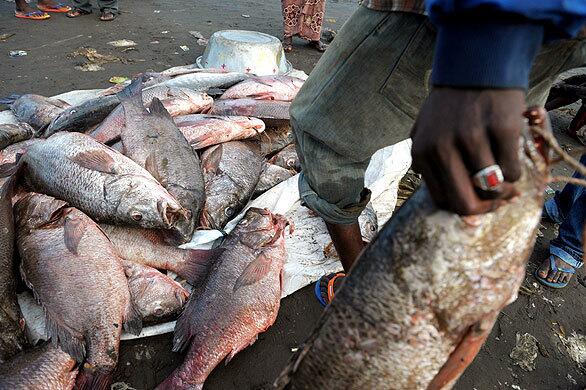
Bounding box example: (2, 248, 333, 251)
(107, 175, 190, 229)
(199, 190, 241, 230)
(358, 203, 378, 243)
(234, 207, 289, 249)
(132, 275, 189, 322)
(14, 192, 68, 230)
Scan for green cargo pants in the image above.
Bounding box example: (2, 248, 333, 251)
(290, 5, 586, 224)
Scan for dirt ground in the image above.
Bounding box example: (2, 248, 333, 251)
(1, 0, 585, 389)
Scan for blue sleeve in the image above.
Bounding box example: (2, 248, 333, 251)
(427, 0, 586, 89)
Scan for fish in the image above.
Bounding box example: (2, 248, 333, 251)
(254, 163, 294, 197)
(253, 124, 294, 156)
(159, 65, 227, 77)
(268, 144, 300, 172)
(0, 175, 27, 363)
(0, 122, 35, 150)
(0, 343, 78, 390)
(0, 139, 40, 166)
(174, 114, 266, 150)
(157, 208, 289, 390)
(90, 85, 213, 145)
(99, 224, 220, 284)
(220, 76, 304, 101)
(21, 132, 188, 229)
(148, 71, 248, 91)
(199, 141, 263, 230)
(275, 126, 549, 389)
(15, 193, 142, 390)
(118, 79, 205, 243)
(358, 202, 378, 243)
(210, 99, 290, 126)
(7, 94, 71, 130)
(122, 260, 189, 324)
(44, 94, 121, 136)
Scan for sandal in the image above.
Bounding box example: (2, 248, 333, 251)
(535, 255, 581, 289)
(100, 11, 116, 21)
(15, 10, 50, 19)
(37, 2, 71, 12)
(314, 272, 345, 307)
(66, 8, 91, 18)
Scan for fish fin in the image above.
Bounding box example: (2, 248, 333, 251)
(0, 94, 21, 106)
(63, 214, 86, 255)
(201, 144, 223, 174)
(233, 253, 272, 292)
(144, 152, 164, 184)
(0, 151, 23, 178)
(75, 367, 113, 390)
(225, 335, 259, 364)
(149, 97, 174, 120)
(69, 150, 117, 174)
(116, 76, 143, 103)
(123, 300, 143, 336)
(171, 307, 194, 353)
(174, 247, 224, 285)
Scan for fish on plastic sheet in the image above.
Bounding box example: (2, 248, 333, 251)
(0, 174, 27, 363)
(174, 114, 265, 149)
(275, 118, 549, 390)
(90, 85, 213, 145)
(118, 78, 205, 243)
(220, 76, 304, 101)
(199, 141, 263, 230)
(157, 208, 289, 390)
(15, 193, 142, 390)
(268, 144, 300, 172)
(44, 94, 121, 136)
(21, 132, 189, 229)
(254, 163, 294, 197)
(122, 260, 189, 324)
(99, 224, 221, 285)
(0, 343, 78, 390)
(3, 94, 71, 131)
(0, 122, 35, 150)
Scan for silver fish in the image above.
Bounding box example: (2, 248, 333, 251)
(0, 123, 35, 150)
(9, 94, 70, 130)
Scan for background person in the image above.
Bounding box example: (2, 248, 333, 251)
(281, 0, 327, 52)
(66, 0, 117, 21)
(14, 0, 70, 20)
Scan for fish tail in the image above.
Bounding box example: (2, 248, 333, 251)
(0, 94, 21, 106)
(116, 76, 143, 106)
(175, 247, 224, 285)
(75, 367, 113, 390)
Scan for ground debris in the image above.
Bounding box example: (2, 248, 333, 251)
(510, 333, 539, 371)
(559, 332, 586, 368)
(0, 33, 15, 42)
(69, 47, 131, 71)
(108, 39, 137, 48)
(189, 31, 209, 46)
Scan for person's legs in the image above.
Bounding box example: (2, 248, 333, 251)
(15, 0, 50, 18)
(67, 0, 92, 16)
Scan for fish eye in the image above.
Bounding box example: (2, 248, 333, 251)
(154, 307, 164, 316)
(224, 207, 234, 217)
(370, 225, 376, 231)
(287, 159, 296, 167)
(131, 211, 143, 221)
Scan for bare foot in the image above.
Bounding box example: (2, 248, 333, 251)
(537, 255, 575, 286)
(15, 0, 36, 13)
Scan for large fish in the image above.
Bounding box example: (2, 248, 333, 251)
(275, 123, 549, 389)
(253, 124, 294, 156)
(268, 144, 300, 172)
(99, 224, 220, 284)
(0, 175, 27, 363)
(157, 208, 289, 390)
(44, 94, 121, 136)
(5, 94, 70, 130)
(220, 76, 304, 101)
(0, 123, 35, 150)
(118, 79, 205, 243)
(148, 71, 248, 91)
(0, 344, 78, 390)
(254, 163, 294, 197)
(122, 260, 189, 324)
(210, 99, 290, 125)
(15, 193, 141, 390)
(200, 141, 263, 230)
(174, 114, 266, 150)
(21, 132, 188, 229)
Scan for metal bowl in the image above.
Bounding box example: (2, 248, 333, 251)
(196, 30, 292, 76)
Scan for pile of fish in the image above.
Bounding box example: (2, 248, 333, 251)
(0, 68, 307, 389)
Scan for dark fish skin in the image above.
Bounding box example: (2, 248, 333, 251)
(118, 79, 206, 243)
(44, 95, 121, 136)
(268, 144, 300, 172)
(15, 193, 142, 390)
(254, 163, 294, 197)
(276, 135, 548, 390)
(122, 260, 189, 324)
(251, 124, 294, 156)
(210, 98, 291, 126)
(0, 344, 78, 390)
(157, 208, 289, 390)
(11, 94, 70, 130)
(0, 175, 27, 363)
(0, 123, 35, 150)
(22, 132, 188, 229)
(199, 141, 263, 230)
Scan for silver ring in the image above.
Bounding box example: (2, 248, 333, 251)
(472, 165, 504, 192)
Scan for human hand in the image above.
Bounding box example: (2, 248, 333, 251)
(411, 88, 524, 215)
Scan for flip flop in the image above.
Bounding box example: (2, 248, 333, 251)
(37, 3, 71, 12)
(534, 255, 580, 289)
(15, 10, 50, 19)
(314, 272, 345, 307)
(100, 11, 116, 21)
(66, 8, 91, 18)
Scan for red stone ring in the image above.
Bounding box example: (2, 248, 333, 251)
(472, 165, 504, 192)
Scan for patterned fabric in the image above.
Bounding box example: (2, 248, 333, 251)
(358, 0, 425, 14)
(282, 0, 327, 41)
